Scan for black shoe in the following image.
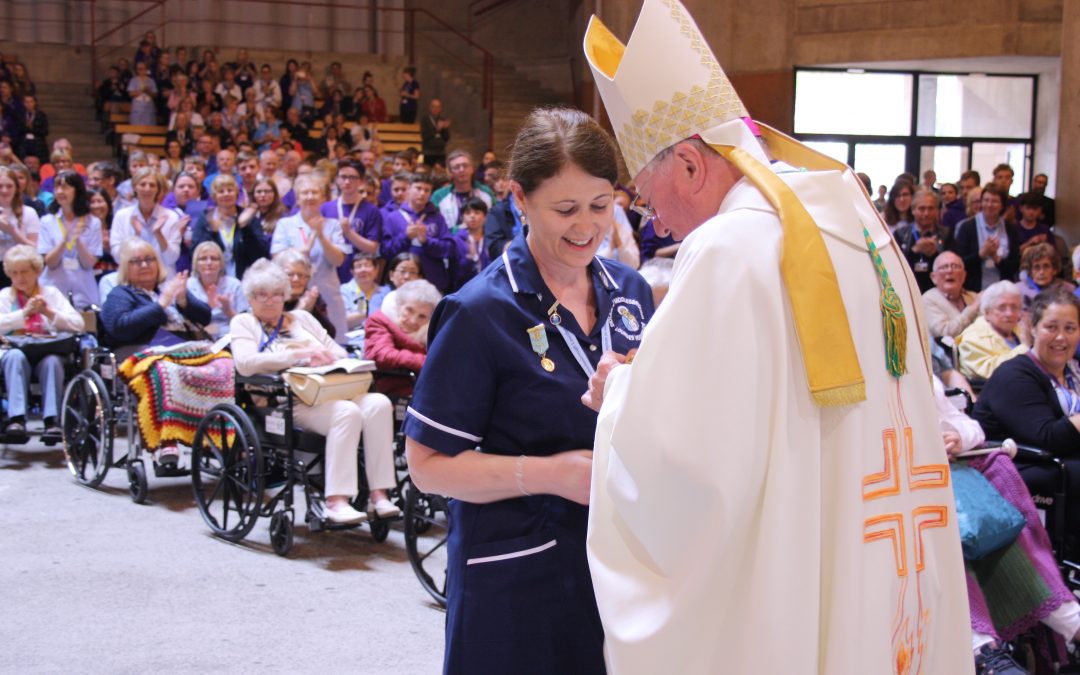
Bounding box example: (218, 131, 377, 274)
(975, 644, 1026, 675)
(42, 418, 62, 440)
(4, 418, 27, 436)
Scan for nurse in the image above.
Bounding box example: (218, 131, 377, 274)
(404, 107, 655, 674)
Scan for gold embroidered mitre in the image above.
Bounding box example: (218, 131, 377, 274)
(585, 0, 874, 407)
(584, 0, 750, 178)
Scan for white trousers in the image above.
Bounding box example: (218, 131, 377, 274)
(292, 392, 395, 498)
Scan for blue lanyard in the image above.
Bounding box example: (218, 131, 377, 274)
(258, 314, 284, 352)
(554, 323, 612, 378)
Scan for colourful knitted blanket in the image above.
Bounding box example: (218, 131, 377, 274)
(118, 342, 234, 452)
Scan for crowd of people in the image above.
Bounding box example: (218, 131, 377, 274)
(5, 31, 1080, 673)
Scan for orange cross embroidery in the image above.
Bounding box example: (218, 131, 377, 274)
(862, 427, 951, 576)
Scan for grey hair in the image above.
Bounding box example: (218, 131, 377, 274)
(2, 244, 44, 275)
(638, 257, 674, 290)
(980, 280, 1021, 313)
(117, 238, 165, 285)
(272, 248, 313, 274)
(395, 279, 442, 307)
(241, 258, 289, 301)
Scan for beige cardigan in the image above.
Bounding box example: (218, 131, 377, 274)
(0, 285, 85, 334)
(922, 287, 980, 339)
(229, 310, 346, 377)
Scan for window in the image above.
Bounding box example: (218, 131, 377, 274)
(793, 67, 1036, 190)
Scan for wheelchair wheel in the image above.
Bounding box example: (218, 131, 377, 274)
(61, 370, 113, 488)
(127, 461, 148, 504)
(192, 404, 265, 543)
(404, 486, 449, 607)
(270, 510, 293, 556)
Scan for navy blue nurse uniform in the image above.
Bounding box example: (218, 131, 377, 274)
(404, 233, 655, 675)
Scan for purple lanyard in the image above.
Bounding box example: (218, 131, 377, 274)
(258, 314, 285, 352)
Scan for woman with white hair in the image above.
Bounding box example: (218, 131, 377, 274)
(364, 279, 440, 397)
(0, 166, 40, 286)
(185, 241, 248, 337)
(957, 279, 1029, 380)
(270, 173, 350, 343)
(230, 259, 399, 523)
(0, 244, 84, 438)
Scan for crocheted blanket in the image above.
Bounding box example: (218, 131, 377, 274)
(118, 341, 234, 452)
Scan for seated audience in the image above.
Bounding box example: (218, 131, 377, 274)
(954, 184, 1020, 291)
(923, 251, 980, 340)
(638, 257, 674, 308)
(931, 374, 1080, 672)
(453, 197, 490, 288)
(973, 288, 1080, 549)
(0, 245, 84, 438)
(274, 248, 335, 339)
(270, 173, 349, 342)
(957, 280, 1027, 381)
(596, 201, 640, 271)
(893, 189, 952, 293)
(364, 279, 440, 397)
(110, 167, 180, 277)
(0, 165, 40, 285)
(321, 160, 381, 283)
(1018, 242, 1074, 311)
(86, 187, 118, 278)
(883, 180, 913, 234)
(230, 258, 399, 522)
(186, 241, 247, 337)
(341, 252, 388, 329)
(37, 170, 101, 309)
(191, 173, 268, 281)
(381, 173, 453, 293)
(241, 177, 287, 251)
(1015, 193, 1053, 253)
(377, 252, 422, 321)
(101, 238, 211, 356)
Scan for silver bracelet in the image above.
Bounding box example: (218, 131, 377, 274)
(514, 455, 532, 496)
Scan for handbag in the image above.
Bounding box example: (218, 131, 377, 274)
(952, 462, 1026, 560)
(2, 332, 80, 360)
(283, 370, 373, 407)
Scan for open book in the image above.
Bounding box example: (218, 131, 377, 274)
(287, 358, 375, 376)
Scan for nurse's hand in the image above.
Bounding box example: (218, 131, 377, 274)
(547, 450, 593, 505)
(581, 350, 633, 412)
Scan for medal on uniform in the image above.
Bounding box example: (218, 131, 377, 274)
(527, 324, 555, 372)
(547, 300, 562, 326)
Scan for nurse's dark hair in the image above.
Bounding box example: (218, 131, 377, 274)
(1030, 287, 1080, 329)
(509, 107, 618, 195)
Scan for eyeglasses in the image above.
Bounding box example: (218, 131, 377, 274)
(338, 174, 362, 182)
(934, 263, 963, 272)
(286, 271, 310, 280)
(629, 193, 656, 222)
(128, 256, 157, 267)
(252, 291, 286, 302)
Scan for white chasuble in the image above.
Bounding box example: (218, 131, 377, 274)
(587, 167, 974, 675)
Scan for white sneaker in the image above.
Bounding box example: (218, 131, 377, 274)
(370, 498, 401, 519)
(325, 502, 368, 524)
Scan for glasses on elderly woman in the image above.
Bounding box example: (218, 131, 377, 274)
(252, 291, 286, 302)
(128, 256, 157, 267)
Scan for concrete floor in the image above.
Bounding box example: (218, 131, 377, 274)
(0, 437, 445, 674)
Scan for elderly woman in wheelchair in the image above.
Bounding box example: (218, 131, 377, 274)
(0, 244, 84, 440)
(98, 238, 225, 472)
(230, 258, 399, 524)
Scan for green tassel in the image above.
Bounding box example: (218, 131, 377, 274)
(863, 226, 908, 378)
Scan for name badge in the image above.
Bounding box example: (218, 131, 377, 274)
(265, 412, 286, 436)
(914, 260, 929, 273)
(63, 257, 80, 271)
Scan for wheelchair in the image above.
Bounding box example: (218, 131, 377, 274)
(59, 341, 186, 504)
(368, 367, 449, 607)
(190, 370, 403, 556)
(0, 332, 86, 448)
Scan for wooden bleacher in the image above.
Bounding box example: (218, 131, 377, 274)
(308, 121, 421, 153)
